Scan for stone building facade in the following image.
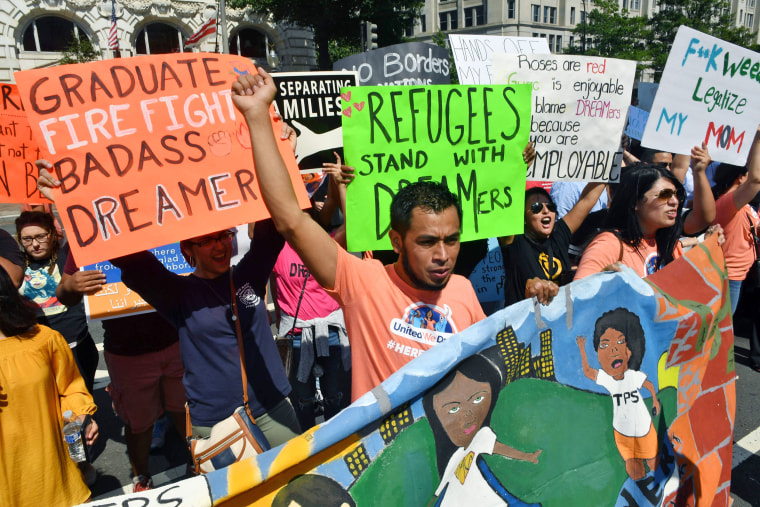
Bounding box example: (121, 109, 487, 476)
(0, 0, 317, 83)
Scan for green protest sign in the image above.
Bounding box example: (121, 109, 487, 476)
(341, 84, 532, 252)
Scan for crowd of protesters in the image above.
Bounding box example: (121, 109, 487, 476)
(1, 65, 759, 506)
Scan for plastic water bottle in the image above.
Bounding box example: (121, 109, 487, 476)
(62, 410, 86, 463)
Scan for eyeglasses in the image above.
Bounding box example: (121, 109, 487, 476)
(188, 231, 235, 248)
(19, 232, 50, 245)
(653, 188, 679, 201)
(530, 202, 557, 214)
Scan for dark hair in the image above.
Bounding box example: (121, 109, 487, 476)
(638, 147, 673, 165)
(271, 474, 356, 507)
(711, 163, 747, 199)
(602, 163, 685, 270)
(390, 181, 462, 236)
(15, 211, 60, 274)
(592, 308, 646, 371)
(423, 353, 503, 477)
(524, 187, 553, 207)
(0, 264, 38, 337)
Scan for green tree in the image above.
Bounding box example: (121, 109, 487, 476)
(59, 34, 99, 65)
(648, 0, 755, 79)
(232, 0, 423, 69)
(565, 0, 650, 63)
(431, 30, 458, 84)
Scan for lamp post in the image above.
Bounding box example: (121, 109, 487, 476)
(581, 0, 587, 54)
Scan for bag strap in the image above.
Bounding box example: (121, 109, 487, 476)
(286, 276, 309, 338)
(229, 270, 252, 417)
(747, 213, 760, 260)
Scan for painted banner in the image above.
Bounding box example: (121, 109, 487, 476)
(449, 34, 550, 85)
(493, 53, 635, 183)
(333, 43, 452, 86)
(80, 235, 733, 506)
(641, 26, 760, 164)
(13, 54, 309, 266)
(272, 71, 358, 174)
(0, 83, 50, 204)
(82, 226, 251, 320)
(340, 84, 532, 251)
(626, 105, 649, 141)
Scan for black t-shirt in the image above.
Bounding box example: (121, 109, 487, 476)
(102, 312, 180, 356)
(501, 219, 573, 307)
(19, 242, 90, 346)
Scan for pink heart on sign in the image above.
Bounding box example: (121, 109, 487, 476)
(354, 101, 365, 112)
(342, 107, 352, 117)
(341, 91, 351, 102)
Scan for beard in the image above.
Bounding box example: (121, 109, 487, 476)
(400, 244, 450, 291)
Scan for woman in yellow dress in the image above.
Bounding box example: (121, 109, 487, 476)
(0, 264, 99, 506)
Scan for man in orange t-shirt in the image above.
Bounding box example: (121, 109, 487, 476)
(230, 69, 555, 401)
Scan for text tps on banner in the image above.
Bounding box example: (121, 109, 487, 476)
(340, 84, 532, 252)
(641, 25, 760, 165)
(492, 53, 635, 182)
(13, 53, 310, 266)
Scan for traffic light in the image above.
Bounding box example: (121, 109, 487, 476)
(366, 21, 378, 51)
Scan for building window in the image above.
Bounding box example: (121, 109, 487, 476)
(439, 10, 458, 30)
(230, 28, 267, 58)
(465, 6, 486, 26)
(549, 34, 555, 51)
(23, 16, 89, 52)
(533, 32, 539, 38)
(421, 14, 427, 32)
(555, 35, 562, 52)
(508, 0, 516, 18)
(532, 5, 540, 22)
(571, 7, 576, 24)
(543, 6, 557, 23)
(580, 11, 586, 24)
(623, 0, 628, 9)
(747, 12, 754, 26)
(570, 35, 575, 47)
(135, 23, 184, 54)
(630, 0, 641, 9)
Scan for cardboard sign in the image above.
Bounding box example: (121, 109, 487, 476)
(641, 26, 760, 164)
(468, 237, 505, 303)
(492, 53, 635, 182)
(340, 84, 532, 251)
(625, 105, 649, 141)
(14, 54, 309, 266)
(0, 83, 50, 204)
(83, 225, 251, 320)
(272, 71, 358, 173)
(449, 34, 550, 85)
(333, 43, 452, 86)
(81, 237, 734, 507)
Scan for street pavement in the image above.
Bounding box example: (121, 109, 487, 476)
(1, 203, 758, 503)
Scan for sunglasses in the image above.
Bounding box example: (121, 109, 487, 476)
(653, 188, 680, 201)
(530, 202, 557, 214)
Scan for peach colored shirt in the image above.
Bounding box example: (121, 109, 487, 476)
(713, 191, 759, 281)
(575, 232, 683, 279)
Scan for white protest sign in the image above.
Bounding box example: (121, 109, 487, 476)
(449, 34, 550, 85)
(641, 26, 760, 165)
(626, 105, 649, 141)
(493, 53, 635, 182)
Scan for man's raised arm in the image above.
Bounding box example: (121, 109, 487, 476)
(232, 69, 338, 289)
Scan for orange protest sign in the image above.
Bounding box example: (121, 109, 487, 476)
(14, 54, 308, 266)
(0, 83, 50, 204)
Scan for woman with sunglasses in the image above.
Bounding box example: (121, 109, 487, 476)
(500, 182, 606, 307)
(575, 147, 717, 280)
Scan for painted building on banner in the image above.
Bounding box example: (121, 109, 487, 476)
(408, 0, 760, 53)
(0, 0, 317, 82)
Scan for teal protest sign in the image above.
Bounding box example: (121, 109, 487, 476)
(341, 85, 532, 252)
